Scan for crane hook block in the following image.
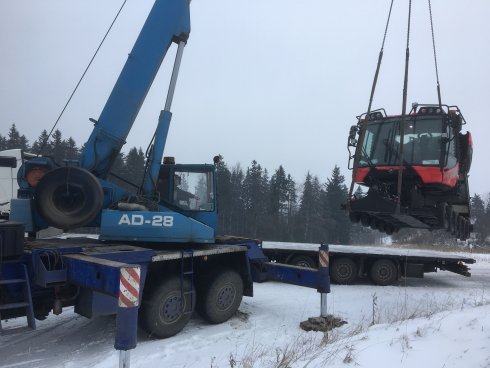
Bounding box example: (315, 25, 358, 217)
(35, 167, 104, 229)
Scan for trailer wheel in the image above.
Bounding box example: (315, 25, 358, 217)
(290, 255, 316, 268)
(140, 277, 195, 338)
(330, 257, 357, 284)
(370, 259, 398, 286)
(197, 269, 243, 324)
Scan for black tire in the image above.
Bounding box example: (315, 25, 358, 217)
(140, 277, 195, 338)
(290, 255, 316, 268)
(370, 259, 398, 286)
(197, 269, 243, 324)
(330, 257, 357, 285)
(35, 167, 103, 229)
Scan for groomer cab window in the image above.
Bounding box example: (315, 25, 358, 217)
(359, 115, 452, 167)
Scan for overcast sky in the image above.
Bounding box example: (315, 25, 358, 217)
(1, 0, 489, 196)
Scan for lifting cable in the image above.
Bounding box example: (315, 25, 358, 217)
(37, 0, 128, 156)
(428, 0, 442, 107)
(395, 0, 412, 214)
(347, 0, 395, 207)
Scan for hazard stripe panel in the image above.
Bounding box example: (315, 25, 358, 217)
(319, 250, 329, 268)
(118, 266, 141, 308)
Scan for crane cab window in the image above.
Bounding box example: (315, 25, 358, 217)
(173, 170, 214, 211)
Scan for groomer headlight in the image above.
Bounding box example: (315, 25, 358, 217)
(368, 112, 383, 121)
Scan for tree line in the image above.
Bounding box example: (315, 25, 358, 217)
(1, 123, 488, 247)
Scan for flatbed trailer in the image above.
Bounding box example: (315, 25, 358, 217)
(262, 241, 475, 286)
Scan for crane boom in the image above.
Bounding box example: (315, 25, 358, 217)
(80, 0, 190, 179)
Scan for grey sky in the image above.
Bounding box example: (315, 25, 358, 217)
(1, 0, 489, 195)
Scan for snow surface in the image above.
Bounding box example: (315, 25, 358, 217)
(1, 252, 489, 368)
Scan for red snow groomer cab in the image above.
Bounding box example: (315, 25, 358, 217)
(347, 104, 473, 240)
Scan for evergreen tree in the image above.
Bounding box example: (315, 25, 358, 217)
(229, 164, 246, 236)
(123, 147, 146, 186)
(268, 165, 289, 239)
(471, 194, 486, 243)
(285, 174, 297, 241)
(296, 172, 324, 242)
(324, 165, 351, 244)
(64, 137, 79, 161)
(50, 130, 65, 163)
(482, 198, 490, 245)
(6, 124, 29, 150)
(0, 134, 7, 150)
(32, 130, 52, 156)
(242, 160, 269, 238)
(215, 156, 233, 234)
(19, 135, 30, 151)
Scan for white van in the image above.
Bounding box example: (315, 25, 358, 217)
(0, 149, 23, 218)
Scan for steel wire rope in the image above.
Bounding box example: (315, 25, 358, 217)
(428, 0, 442, 106)
(37, 0, 129, 156)
(347, 0, 395, 208)
(395, 0, 412, 214)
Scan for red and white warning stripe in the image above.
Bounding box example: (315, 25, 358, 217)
(319, 250, 329, 268)
(118, 266, 141, 308)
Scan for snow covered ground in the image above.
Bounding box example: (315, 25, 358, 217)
(1, 252, 489, 368)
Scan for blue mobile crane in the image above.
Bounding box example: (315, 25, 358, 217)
(0, 0, 329, 364)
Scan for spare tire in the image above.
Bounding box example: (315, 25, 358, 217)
(35, 167, 103, 229)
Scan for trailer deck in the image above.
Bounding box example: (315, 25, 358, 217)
(262, 241, 476, 284)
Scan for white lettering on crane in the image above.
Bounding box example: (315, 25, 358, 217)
(118, 214, 174, 227)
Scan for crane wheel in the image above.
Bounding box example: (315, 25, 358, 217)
(140, 276, 195, 338)
(197, 269, 243, 324)
(35, 167, 103, 229)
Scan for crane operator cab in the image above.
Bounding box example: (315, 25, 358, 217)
(157, 160, 216, 213)
(97, 159, 218, 244)
(347, 104, 473, 240)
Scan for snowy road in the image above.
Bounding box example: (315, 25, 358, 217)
(1, 253, 489, 368)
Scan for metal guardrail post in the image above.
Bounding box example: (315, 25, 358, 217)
(318, 244, 330, 318)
